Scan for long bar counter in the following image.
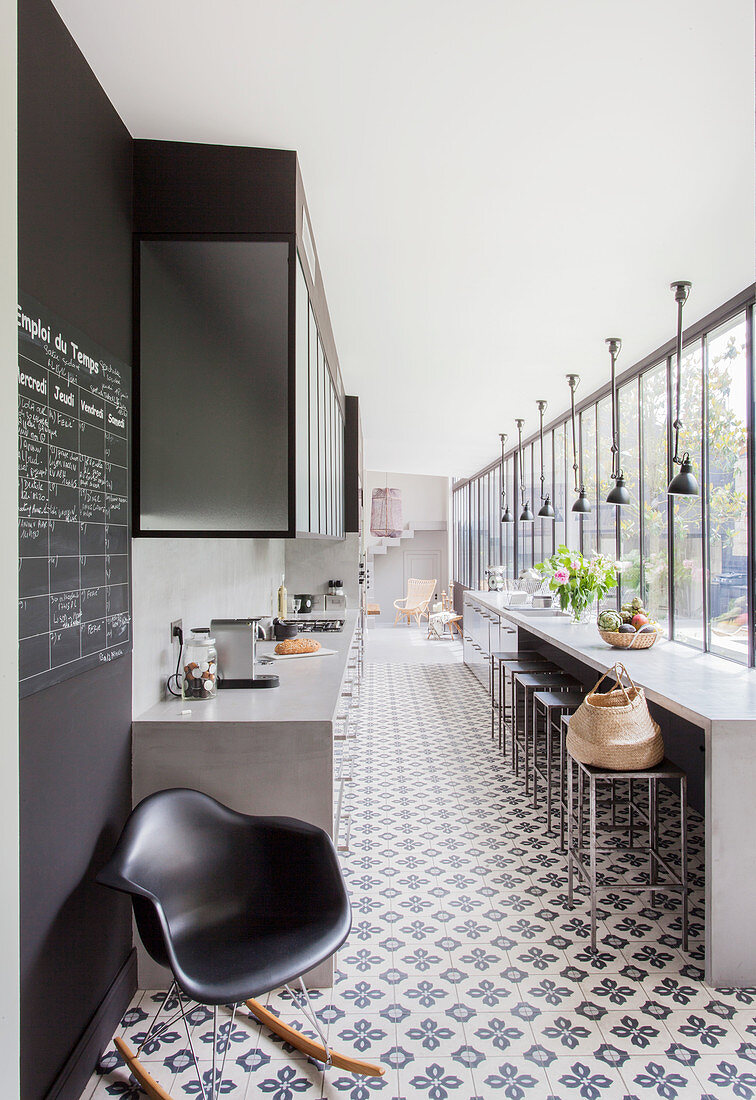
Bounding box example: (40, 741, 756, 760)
(464, 591, 756, 987)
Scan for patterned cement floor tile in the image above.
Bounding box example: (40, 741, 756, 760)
(545, 1056, 630, 1099)
(81, 647, 720, 1100)
(620, 1054, 706, 1099)
(396, 1058, 477, 1100)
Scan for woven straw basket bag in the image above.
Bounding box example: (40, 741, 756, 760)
(567, 662, 664, 770)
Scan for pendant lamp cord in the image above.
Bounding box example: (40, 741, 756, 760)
(516, 420, 526, 506)
(500, 433, 508, 507)
(671, 283, 690, 467)
(607, 339, 622, 481)
(568, 375, 581, 495)
(538, 402, 546, 502)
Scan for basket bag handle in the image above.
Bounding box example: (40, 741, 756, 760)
(587, 662, 638, 704)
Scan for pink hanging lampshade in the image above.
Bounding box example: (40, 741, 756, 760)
(370, 487, 403, 538)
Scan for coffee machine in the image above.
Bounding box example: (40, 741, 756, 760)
(210, 618, 279, 689)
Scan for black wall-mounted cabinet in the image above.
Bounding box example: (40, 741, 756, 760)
(345, 395, 363, 534)
(133, 141, 345, 538)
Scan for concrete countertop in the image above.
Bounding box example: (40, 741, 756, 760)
(133, 610, 358, 726)
(465, 590, 558, 617)
(465, 590, 528, 613)
(466, 590, 756, 728)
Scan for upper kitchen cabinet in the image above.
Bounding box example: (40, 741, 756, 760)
(133, 140, 345, 537)
(344, 395, 363, 534)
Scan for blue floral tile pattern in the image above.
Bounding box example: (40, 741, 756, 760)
(81, 648, 738, 1100)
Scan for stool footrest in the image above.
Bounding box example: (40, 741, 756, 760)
(567, 753, 689, 952)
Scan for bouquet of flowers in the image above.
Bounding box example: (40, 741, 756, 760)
(534, 546, 619, 622)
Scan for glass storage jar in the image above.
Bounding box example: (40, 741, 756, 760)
(182, 628, 218, 700)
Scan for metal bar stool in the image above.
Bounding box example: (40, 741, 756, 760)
(502, 656, 554, 758)
(559, 715, 645, 855)
(513, 670, 580, 792)
(488, 646, 517, 743)
(532, 690, 586, 829)
(491, 654, 552, 756)
(505, 657, 554, 735)
(566, 751, 688, 951)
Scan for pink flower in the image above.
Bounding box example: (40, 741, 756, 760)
(554, 567, 570, 585)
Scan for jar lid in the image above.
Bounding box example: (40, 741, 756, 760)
(190, 628, 215, 645)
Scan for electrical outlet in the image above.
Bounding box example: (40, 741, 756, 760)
(171, 618, 183, 646)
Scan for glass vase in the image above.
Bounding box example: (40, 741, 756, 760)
(569, 596, 594, 624)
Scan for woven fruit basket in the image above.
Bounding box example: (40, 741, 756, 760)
(598, 627, 658, 650)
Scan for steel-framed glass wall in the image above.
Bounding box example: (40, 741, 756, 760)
(452, 287, 755, 667)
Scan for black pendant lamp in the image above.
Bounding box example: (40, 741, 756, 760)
(536, 400, 555, 518)
(667, 280, 699, 496)
(499, 433, 514, 523)
(516, 419, 534, 522)
(605, 337, 631, 505)
(567, 374, 592, 513)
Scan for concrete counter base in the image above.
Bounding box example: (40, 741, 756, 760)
(131, 612, 359, 989)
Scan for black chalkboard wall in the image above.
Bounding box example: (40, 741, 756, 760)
(18, 294, 132, 697)
(18, 1, 135, 1097)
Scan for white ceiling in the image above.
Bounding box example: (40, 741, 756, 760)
(53, 0, 755, 478)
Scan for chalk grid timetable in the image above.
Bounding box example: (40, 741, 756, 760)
(18, 294, 131, 697)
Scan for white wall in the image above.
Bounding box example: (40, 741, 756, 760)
(364, 470, 449, 532)
(284, 533, 361, 608)
(370, 529, 449, 623)
(0, 0, 19, 1086)
(131, 538, 285, 717)
(364, 470, 451, 621)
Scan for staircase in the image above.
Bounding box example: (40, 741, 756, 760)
(364, 525, 418, 598)
(367, 523, 417, 556)
(365, 522, 448, 603)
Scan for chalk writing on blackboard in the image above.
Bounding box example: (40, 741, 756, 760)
(18, 294, 131, 696)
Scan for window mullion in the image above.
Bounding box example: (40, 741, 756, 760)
(747, 305, 755, 668)
(701, 334, 711, 653)
(666, 354, 676, 640)
(638, 375, 645, 607)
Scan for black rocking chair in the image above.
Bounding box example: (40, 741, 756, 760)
(97, 788, 384, 1100)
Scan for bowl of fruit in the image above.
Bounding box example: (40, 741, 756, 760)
(597, 599, 660, 649)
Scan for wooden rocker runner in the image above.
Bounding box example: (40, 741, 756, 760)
(97, 789, 384, 1099)
(245, 997, 384, 1076)
(113, 995, 383, 1100)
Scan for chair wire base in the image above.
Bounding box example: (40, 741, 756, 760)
(125, 976, 333, 1099)
(286, 977, 332, 1067)
(131, 980, 240, 1100)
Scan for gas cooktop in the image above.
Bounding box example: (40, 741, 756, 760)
(284, 618, 345, 633)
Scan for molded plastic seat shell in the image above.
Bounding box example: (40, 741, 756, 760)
(97, 788, 351, 1005)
